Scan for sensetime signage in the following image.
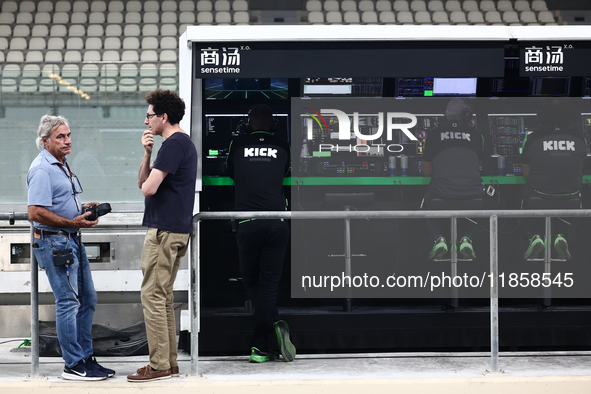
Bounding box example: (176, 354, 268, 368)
(520, 42, 591, 77)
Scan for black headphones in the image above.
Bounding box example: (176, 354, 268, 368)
(236, 116, 279, 135)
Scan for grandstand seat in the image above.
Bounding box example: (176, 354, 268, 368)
(485, 11, 502, 23)
(432, 10, 449, 23)
(1, 1, 17, 13)
(140, 64, 158, 77)
(359, 1, 375, 11)
(79, 79, 98, 92)
(233, 11, 249, 24)
(99, 78, 118, 92)
(159, 77, 178, 91)
(35, 12, 51, 24)
(393, 1, 410, 12)
(538, 11, 555, 23)
(25, 51, 44, 63)
(3, 63, 21, 77)
(71, 12, 88, 23)
(2, 79, 18, 93)
(16, 12, 33, 24)
(39, 76, 57, 93)
(107, 12, 124, 23)
(73, 1, 89, 12)
(0, 13, 15, 24)
(397, 11, 414, 23)
(87, 25, 105, 37)
(106, 25, 123, 37)
(514, 1, 531, 11)
(467, 11, 485, 23)
(139, 78, 158, 92)
(450, 10, 468, 23)
(104, 37, 122, 50)
(64, 50, 82, 63)
(144, 1, 160, 11)
(197, 11, 214, 24)
(103, 50, 120, 61)
(361, 11, 378, 23)
(124, 24, 141, 36)
(143, 24, 159, 36)
(0, 51, 4, 62)
(89, 12, 106, 23)
(344, 11, 361, 23)
(215, 11, 232, 24)
(9, 38, 27, 50)
(215, 0, 231, 11)
(162, 11, 178, 23)
(46, 51, 63, 63)
(120, 63, 139, 78)
(20, 78, 38, 93)
(58, 79, 78, 92)
(180, 12, 196, 24)
(13, 25, 30, 37)
(428, 0, 444, 11)
(101, 63, 119, 78)
(160, 37, 177, 49)
(141, 50, 159, 62)
(119, 78, 138, 92)
(29, 38, 47, 50)
(197, 0, 213, 11)
(55, 0, 72, 12)
(161, 24, 178, 36)
(127, 1, 142, 12)
(19, 1, 35, 12)
(108, 0, 124, 12)
(81, 64, 99, 77)
(497, 1, 513, 11)
(445, 0, 461, 11)
(160, 50, 177, 62)
(520, 11, 537, 23)
(126, 12, 142, 23)
(142, 37, 159, 49)
(162, 0, 177, 11)
(324, 1, 340, 11)
(480, 1, 496, 11)
(160, 63, 178, 77)
(121, 49, 139, 62)
(342, 1, 357, 11)
(503, 11, 520, 23)
(306, 0, 322, 11)
(415, 11, 431, 23)
(52, 11, 69, 23)
(0, 37, 7, 50)
(234, 0, 249, 11)
(85, 37, 103, 50)
(326, 11, 343, 23)
(90, 1, 107, 12)
(83, 50, 101, 62)
(23, 64, 41, 78)
(32, 25, 49, 36)
(411, 1, 427, 11)
(0, 25, 11, 37)
(144, 12, 159, 23)
(376, 0, 392, 12)
(180, 1, 196, 11)
(308, 11, 324, 23)
(379, 11, 396, 23)
(123, 37, 140, 49)
(532, 0, 548, 11)
(463, 1, 478, 12)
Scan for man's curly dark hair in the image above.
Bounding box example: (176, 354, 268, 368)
(145, 89, 186, 126)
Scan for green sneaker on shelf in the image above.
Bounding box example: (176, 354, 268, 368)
(248, 347, 278, 363)
(524, 234, 545, 260)
(459, 237, 476, 259)
(428, 237, 448, 260)
(554, 234, 571, 260)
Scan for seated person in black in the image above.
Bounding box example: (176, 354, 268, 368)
(226, 104, 296, 363)
(521, 98, 587, 260)
(421, 98, 485, 260)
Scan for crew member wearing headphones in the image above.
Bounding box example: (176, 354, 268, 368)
(226, 104, 296, 363)
(421, 98, 485, 260)
(521, 98, 586, 260)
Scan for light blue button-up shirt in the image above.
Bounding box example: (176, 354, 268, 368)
(27, 149, 81, 233)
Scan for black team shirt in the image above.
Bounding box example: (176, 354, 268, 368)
(227, 131, 290, 211)
(422, 121, 484, 199)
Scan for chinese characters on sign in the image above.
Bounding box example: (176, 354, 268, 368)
(201, 47, 241, 66)
(524, 45, 564, 72)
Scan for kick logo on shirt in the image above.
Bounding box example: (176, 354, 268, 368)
(543, 140, 575, 151)
(244, 147, 278, 158)
(441, 132, 471, 142)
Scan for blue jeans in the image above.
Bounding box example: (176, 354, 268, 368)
(32, 233, 97, 368)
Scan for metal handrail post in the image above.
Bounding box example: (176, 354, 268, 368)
(30, 222, 39, 377)
(543, 217, 552, 307)
(450, 217, 458, 308)
(490, 214, 499, 373)
(190, 218, 199, 376)
(344, 207, 352, 312)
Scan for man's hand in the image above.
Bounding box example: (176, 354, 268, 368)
(142, 130, 154, 154)
(73, 211, 99, 228)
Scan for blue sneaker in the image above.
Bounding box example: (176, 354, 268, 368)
(86, 356, 116, 378)
(62, 359, 108, 381)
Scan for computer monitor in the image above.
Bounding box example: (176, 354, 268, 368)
(529, 77, 570, 97)
(204, 78, 289, 101)
(397, 78, 477, 97)
(490, 78, 530, 97)
(302, 77, 383, 97)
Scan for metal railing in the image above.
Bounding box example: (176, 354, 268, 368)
(3, 208, 591, 378)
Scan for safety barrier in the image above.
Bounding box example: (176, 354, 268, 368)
(2, 208, 591, 377)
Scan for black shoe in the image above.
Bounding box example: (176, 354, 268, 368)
(274, 320, 296, 362)
(86, 356, 116, 378)
(62, 359, 108, 381)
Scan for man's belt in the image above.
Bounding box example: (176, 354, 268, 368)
(34, 228, 75, 237)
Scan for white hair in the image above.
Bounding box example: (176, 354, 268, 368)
(36, 115, 69, 151)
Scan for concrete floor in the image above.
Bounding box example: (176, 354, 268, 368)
(1, 338, 591, 394)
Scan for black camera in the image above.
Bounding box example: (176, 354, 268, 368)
(83, 203, 112, 221)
